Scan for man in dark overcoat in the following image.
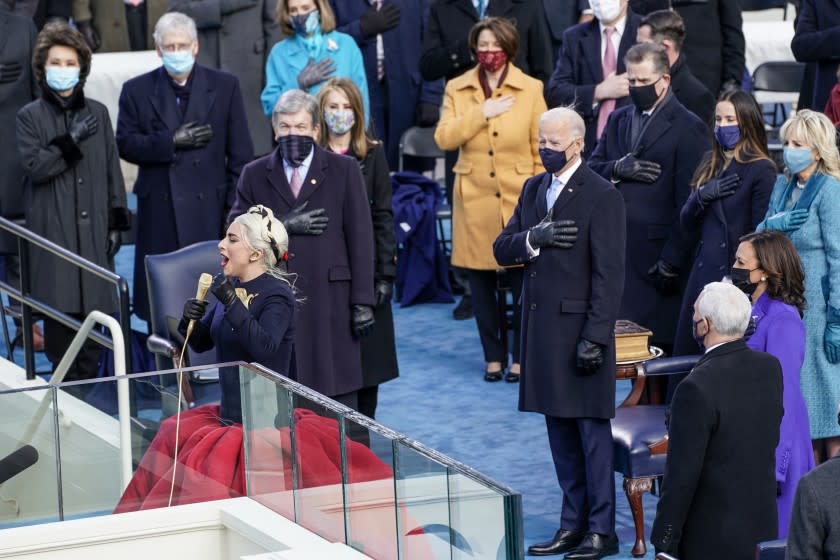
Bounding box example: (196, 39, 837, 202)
(589, 42, 708, 353)
(116, 12, 253, 322)
(651, 282, 783, 560)
(329, 0, 443, 169)
(494, 107, 625, 560)
(229, 89, 375, 408)
(791, 0, 840, 112)
(169, 0, 280, 155)
(546, 0, 641, 157)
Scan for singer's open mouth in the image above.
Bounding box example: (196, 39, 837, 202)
(221, 255, 229, 268)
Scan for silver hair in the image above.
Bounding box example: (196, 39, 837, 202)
(540, 106, 586, 139)
(696, 281, 752, 337)
(232, 205, 296, 289)
(272, 89, 320, 129)
(153, 12, 198, 46)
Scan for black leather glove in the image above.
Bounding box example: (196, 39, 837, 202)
(182, 298, 209, 322)
(697, 174, 740, 207)
(529, 220, 578, 249)
(106, 230, 122, 259)
(297, 58, 336, 90)
(0, 61, 23, 84)
(174, 121, 213, 151)
(576, 338, 604, 374)
(374, 280, 393, 306)
(415, 102, 440, 127)
(648, 259, 680, 296)
(351, 304, 375, 337)
(359, 2, 400, 37)
(68, 114, 98, 145)
(211, 273, 238, 308)
(280, 201, 329, 235)
(613, 153, 662, 183)
(77, 20, 101, 52)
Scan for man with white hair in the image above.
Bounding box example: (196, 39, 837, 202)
(651, 281, 784, 560)
(494, 106, 626, 559)
(116, 12, 254, 323)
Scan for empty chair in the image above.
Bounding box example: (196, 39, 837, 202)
(752, 61, 806, 127)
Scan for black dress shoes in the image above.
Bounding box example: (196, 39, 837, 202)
(527, 529, 585, 556)
(484, 368, 504, 382)
(564, 532, 619, 560)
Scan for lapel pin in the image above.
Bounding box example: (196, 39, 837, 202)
(310, 179, 316, 184)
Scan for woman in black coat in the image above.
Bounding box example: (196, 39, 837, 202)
(16, 22, 130, 380)
(316, 77, 398, 420)
(180, 204, 296, 424)
(673, 90, 776, 357)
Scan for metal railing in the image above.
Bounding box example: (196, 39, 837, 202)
(0, 217, 132, 379)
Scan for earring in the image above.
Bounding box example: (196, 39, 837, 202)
(761, 276, 767, 282)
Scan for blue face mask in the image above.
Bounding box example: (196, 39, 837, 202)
(161, 50, 195, 76)
(783, 146, 814, 175)
(539, 147, 568, 175)
(291, 10, 320, 35)
(714, 124, 740, 150)
(45, 66, 80, 92)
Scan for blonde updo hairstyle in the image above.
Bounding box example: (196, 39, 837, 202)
(780, 109, 840, 181)
(232, 205, 295, 287)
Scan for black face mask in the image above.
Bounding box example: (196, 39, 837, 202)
(730, 267, 759, 296)
(539, 147, 568, 175)
(277, 134, 313, 167)
(629, 77, 662, 112)
(692, 317, 706, 350)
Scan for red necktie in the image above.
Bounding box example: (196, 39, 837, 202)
(597, 27, 617, 138)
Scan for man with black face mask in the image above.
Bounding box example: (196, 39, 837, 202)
(589, 42, 709, 355)
(229, 89, 375, 410)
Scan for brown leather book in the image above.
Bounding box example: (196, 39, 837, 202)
(615, 320, 653, 362)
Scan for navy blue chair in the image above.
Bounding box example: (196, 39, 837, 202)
(756, 539, 787, 559)
(612, 354, 701, 557)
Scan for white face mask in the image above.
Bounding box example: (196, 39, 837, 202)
(590, 0, 623, 23)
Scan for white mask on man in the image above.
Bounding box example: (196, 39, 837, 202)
(590, 0, 623, 23)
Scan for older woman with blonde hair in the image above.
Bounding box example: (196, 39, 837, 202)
(758, 109, 840, 464)
(260, 0, 368, 124)
(435, 17, 546, 382)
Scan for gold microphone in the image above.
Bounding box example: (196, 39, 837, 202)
(186, 273, 213, 339)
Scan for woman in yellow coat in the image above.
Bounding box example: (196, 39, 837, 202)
(435, 17, 545, 383)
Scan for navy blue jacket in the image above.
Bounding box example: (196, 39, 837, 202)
(116, 65, 254, 320)
(792, 0, 840, 111)
(229, 144, 375, 397)
(673, 157, 776, 355)
(589, 93, 710, 347)
(493, 163, 626, 418)
(330, 0, 443, 169)
(185, 273, 296, 424)
(546, 10, 642, 156)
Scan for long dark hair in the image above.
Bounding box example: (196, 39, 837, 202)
(740, 231, 806, 316)
(693, 90, 774, 187)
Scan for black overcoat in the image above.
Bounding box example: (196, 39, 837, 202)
(229, 144, 375, 397)
(651, 340, 783, 560)
(673, 157, 776, 354)
(16, 89, 128, 314)
(0, 12, 38, 253)
(116, 65, 254, 320)
(791, 0, 840, 111)
(589, 94, 710, 347)
(669, 55, 716, 128)
(493, 163, 626, 419)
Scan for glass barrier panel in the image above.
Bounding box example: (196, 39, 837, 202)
(0, 386, 60, 528)
(342, 412, 398, 560)
(447, 469, 510, 560)
(240, 365, 295, 520)
(289, 391, 347, 544)
(394, 440, 451, 560)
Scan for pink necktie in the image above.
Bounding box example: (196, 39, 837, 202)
(290, 167, 303, 198)
(597, 27, 617, 138)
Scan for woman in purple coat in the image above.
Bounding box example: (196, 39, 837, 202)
(732, 230, 814, 537)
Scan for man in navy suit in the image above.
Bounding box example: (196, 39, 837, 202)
(494, 107, 626, 560)
(589, 42, 709, 353)
(229, 90, 375, 408)
(547, 0, 641, 157)
(116, 12, 253, 322)
(329, 0, 443, 170)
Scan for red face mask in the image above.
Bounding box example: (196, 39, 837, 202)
(476, 50, 507, 73)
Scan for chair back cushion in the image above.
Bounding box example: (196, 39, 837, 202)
(752, 62, 806, 93)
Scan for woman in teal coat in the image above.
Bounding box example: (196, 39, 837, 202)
(758, 109, 840, 464)
(261, 0, 369, 125)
